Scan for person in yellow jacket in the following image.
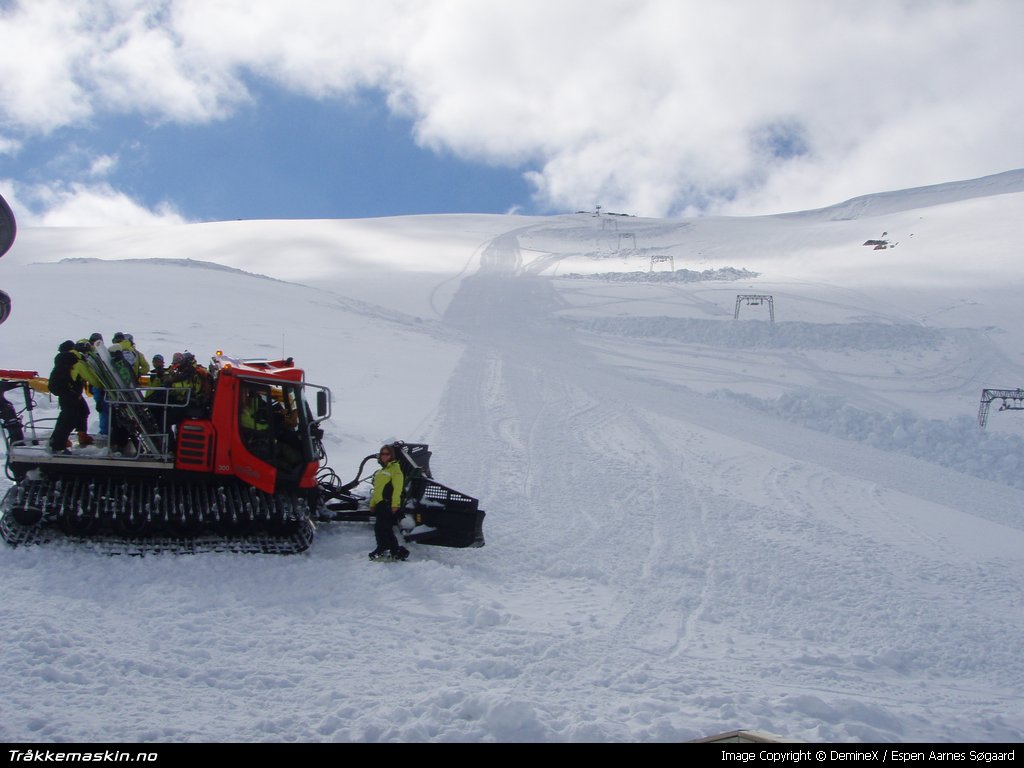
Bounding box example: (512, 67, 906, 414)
(368, 444, 409, 561)
(237, 386, 271, 459)
(161, 352, 212, 439)
(147, 354, 168, 387)
(237, 384, 306, 470)
(48, 339, 102, 452)
(109, 331, 150, 382)
(72, 340, 103, 391)
(239, 389, 269, 432)
(87, 332, 109, 436)
(166, 352, 211, 409)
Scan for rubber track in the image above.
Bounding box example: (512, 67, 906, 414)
(0, 512, 314, 555)
(0, 477, 317, 555)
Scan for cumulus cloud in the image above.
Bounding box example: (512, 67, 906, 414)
(6, 181, 187, 227)
(0, 0, 1022, 219)
(0, 0, 251, 128)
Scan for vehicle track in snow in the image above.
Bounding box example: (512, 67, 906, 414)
(419, 231, 1024, 740)
(429, 264, 732, 730)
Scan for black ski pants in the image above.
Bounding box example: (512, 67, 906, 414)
(51, 394, 89, 450)
(373, 501, 400, 551)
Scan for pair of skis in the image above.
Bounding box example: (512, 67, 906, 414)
(81, 343, 163, 456)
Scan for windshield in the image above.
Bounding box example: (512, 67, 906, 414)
(237, 379, 324, 470)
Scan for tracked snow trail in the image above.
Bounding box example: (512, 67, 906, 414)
(421, 238, 1024, 741)
(431, 273, 717, 740)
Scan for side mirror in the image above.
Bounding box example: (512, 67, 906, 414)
(316, 390, 328, 418)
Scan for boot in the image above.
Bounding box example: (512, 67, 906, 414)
(77, 431, 95, 447)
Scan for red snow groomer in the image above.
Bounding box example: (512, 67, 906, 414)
(0, 351, 485, 555)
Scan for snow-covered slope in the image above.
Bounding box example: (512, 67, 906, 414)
(781, 168, 1024, 221)
(1, 171, 1023, 743)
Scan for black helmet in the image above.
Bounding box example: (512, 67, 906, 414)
(112, 331, 125, 343)
(89, 332, 103, 344)
(58, 339, 75, 353)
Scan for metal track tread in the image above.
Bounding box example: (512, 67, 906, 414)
(0, 512, 314, 555)
(0, 477, 317, 555)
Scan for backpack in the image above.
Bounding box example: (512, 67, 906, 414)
(109, 348, 137, 386)
(48, 364, 73, 398)
(390, 442, 433, 505)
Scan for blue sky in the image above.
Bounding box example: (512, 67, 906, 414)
(1, 1, 1022, 226)
(8, 86, 534, 221)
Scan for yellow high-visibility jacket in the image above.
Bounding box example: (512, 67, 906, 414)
(369, 460, 405, 510)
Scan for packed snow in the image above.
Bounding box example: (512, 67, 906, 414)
(2, 170, 1024, 743)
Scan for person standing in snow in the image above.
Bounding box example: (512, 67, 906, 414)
(368, 444, 409, 561)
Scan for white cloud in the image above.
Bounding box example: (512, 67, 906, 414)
(87, 5, 252, 123)
(1, 0, 1022, 218)
(0, 0, 96, 131)
(8, 181, 188, 227)
(0, 136, 22, 156)
(88, 154, 118, 177)
(170, 0, 410, 95)
(0, 0, 251, 129)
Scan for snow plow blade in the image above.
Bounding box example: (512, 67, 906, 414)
(401, 477, 486, 548)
